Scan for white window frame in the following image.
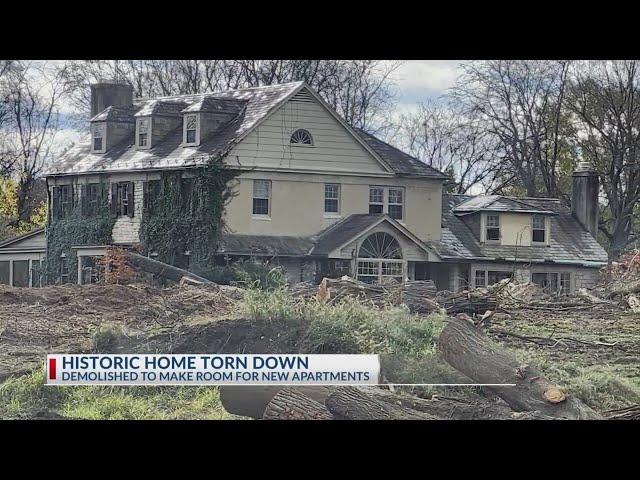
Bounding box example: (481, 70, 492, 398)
(474, 269, 512, 288)
(357, 259, 404, 284)
(252, 179, 271, 218)
(483, 213, 501, 243)
(368, 186, 405, 220)
(290, 129, 314, 146)
(136, 117, 151, 149)
(91, 122, 106, 153)
(183, 113, 200, 146)
(531, 214, 548, 245)
(532, 271, 572, 295)
(324, 183, 340, 217)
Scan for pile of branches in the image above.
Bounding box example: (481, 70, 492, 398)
(289, 277, 437, 311)
(596, 249, 640, 313)
(220, 317, 620, 421)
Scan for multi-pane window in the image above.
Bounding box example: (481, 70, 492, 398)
(485, 214, 500, 241)
(143, 180, 161, 215)
(388, 188, 404, 220)
(137, 118, 150, 147)
(60, 256, 70, 285)
(324, 184, 340, 214)
(326, 259, 351, 277)
(252, 180, 271, 216)
(92, 123, 104, 152)
(184, 114, 198, 144)
(532, 215, 546, 243)
(113, 182, 134, 217)
(475, 270, 512, 288)
(82, 183, 101, 216)
(369, 187, 384, 214)
(55, 185, 73, 219)
(532, 272, 571, 294)
(290, 129, 313, 145)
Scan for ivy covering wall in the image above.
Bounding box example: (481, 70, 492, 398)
(139, 157, 238, 270)
(44, 182, 115, 284)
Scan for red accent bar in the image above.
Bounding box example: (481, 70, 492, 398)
(49, 358, 56, 380)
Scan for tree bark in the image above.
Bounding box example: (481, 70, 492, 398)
(438, 317, 601, 419)
(220, 386, 333, 419)
(263, 389, 333, 420)
(124, 251, 214, 285)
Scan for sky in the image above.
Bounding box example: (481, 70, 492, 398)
(49, 60, 464, 155)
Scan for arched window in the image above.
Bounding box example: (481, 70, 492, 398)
(356, 232, 404, 284)
(290, 129, 313, 145)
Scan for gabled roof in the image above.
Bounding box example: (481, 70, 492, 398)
(453, 195, 556, 215)
(45, 82, 446, 180)
(0, 227, 45, 250)
(89, 105, 136, 123)
(355, 129, 448, 179)
(431, 194, 608, 266)
(310, 213, 436, 258)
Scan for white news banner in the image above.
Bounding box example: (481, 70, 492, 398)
(46, 354, 380, 386)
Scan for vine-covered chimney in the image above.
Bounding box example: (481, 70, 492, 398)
(90, 81, 134, 117)
(571, 161, 599, 237)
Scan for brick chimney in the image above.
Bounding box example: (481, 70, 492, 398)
(90, 80, 134, 117)
(571, 161, 599, 237)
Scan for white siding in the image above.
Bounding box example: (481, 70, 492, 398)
(227, 92, 388, 174)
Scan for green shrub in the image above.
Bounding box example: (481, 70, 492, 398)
(231, 259, 287, 291)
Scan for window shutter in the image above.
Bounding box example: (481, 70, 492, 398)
(128, 182, 135, 218)
(80, 184, 87, 216)
(142, 181, 148, 213)
(110, 184, 118, 217)
(52, 186, 59, 220)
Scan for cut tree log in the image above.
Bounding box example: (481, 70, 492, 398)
(124, 252, 214, 286)
(438, 317, 601, 419)
(263, 389, 334, 420)
(607, 279, 640, 298)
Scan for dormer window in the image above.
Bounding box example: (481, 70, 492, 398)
(532, 214, 546, 243)
(136, 118, 150, 148)
(183, 114, 199, 146)
(91, 123, 105, 153)
(290, 129, 313, 146)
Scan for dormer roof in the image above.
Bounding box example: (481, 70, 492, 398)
(89, 105, 136, 123)
(452, 195, 557, 215)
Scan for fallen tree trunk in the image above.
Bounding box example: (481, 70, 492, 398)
(607, 279, 640, 298)
(263, 389, 334, 420)
(220, 386, 332, 419)
(324, 387, 437, 420)
(438, 317, 601, 419)
(124, 252, 214, 285)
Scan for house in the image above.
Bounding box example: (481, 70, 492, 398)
(0, 80, 608, 293)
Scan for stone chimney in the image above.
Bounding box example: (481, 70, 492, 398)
(90, 80, 134, 117)
(571, 160, 599, 237)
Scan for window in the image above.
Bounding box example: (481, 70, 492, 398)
(137, 118, 150, 148)
(0, 261, 9, 285)
(485, 214, 500, 241)
(13, 260, 30, 287)
(475, 269, 512, 288)
(388, 188, 404, 220)
(532, 215, 546, 243)
(112, 182, 134, 218)
(252, 180, 271, 216)
(184, 114, 198, 145)
(81, 183, 102, 216)
(92, 123, 105, 152)
(290, 129, 313, 145)
(325, 259, 351, 278)
(60, 256, 70, 285)
(369, 187, 384, 214)
(54, 185, 73, 220)
(369, 186, 404, 219)
(143, 180, 161, 215)
(357, 232, 403, 284)
(324, 184, 340, 215)
(532, 272, 571, 294)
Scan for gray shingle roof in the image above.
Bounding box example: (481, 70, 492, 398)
(355, 129, 447, 179)
(45, 82, 447, 179)
(430, 194, 609, 266)
(310, 214, 386, 255)
(453, 195, 556, 215)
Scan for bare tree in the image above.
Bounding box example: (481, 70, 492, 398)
(1, 62, 66, 226)
(566, 60, 640, 259)
(395, 100, 502, 193)
(451, 60, 572, 197)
